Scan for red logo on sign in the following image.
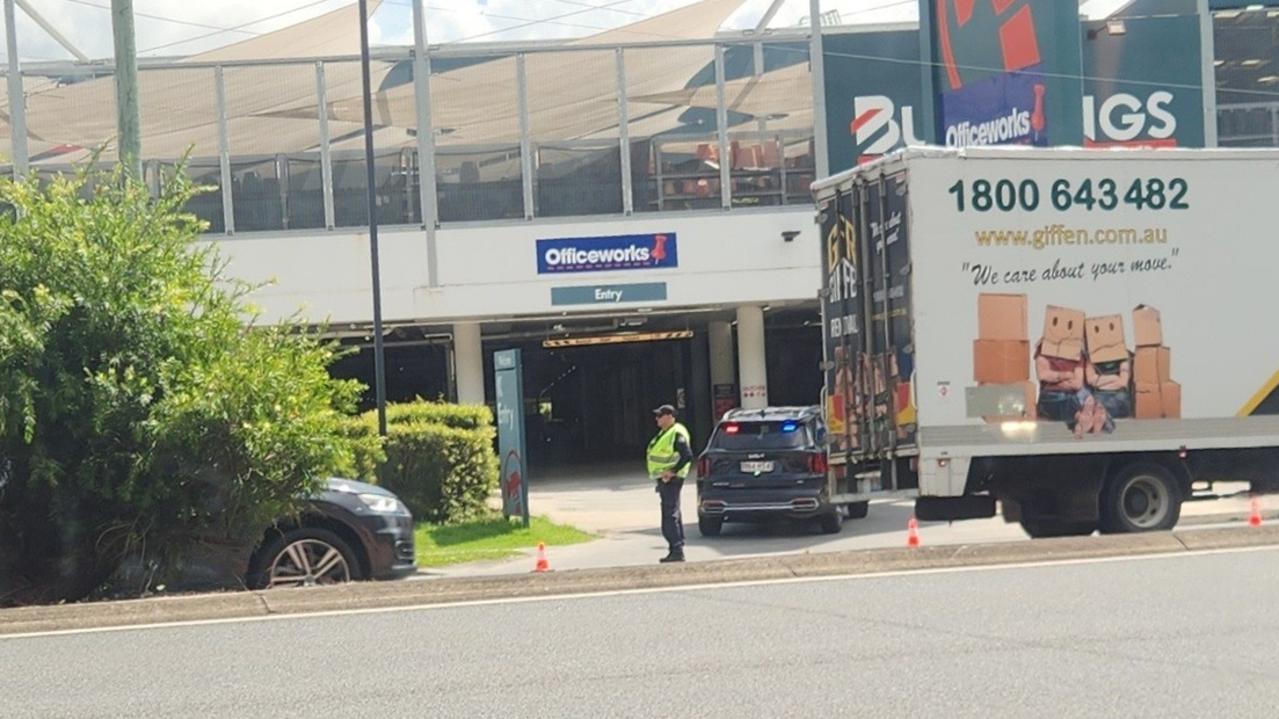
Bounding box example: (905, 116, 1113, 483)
(502, 450, 524, 516)
(652, 234, 668, 261)
(937, 0, 1042, 91)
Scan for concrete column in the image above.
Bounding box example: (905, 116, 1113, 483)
(736, 306, 769, 409)
(453, 322, 485, 405)
(708, 320, 736, 420)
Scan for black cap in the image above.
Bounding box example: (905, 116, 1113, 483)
(652, 404, 677, 417)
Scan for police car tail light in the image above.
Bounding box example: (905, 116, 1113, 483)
(809, 452, 828, 475)
(723, 424, 740, 435)
(697, 457, 711, 478)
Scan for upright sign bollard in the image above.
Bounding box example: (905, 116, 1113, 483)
(495, 349, 530, 528)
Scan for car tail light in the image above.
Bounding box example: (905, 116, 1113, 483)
(697, 457, 711, 478)
(809, 452, 828, 475)
(723, 423, 740, 434)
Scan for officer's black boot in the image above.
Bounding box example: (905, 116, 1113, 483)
(659, 551, 685, 563)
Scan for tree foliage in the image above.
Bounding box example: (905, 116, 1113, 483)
(0, 167, 365, 605)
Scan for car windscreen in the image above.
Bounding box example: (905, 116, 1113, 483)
(710, 421, 810, 451)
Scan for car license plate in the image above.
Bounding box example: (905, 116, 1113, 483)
(740, 461, 775, 474)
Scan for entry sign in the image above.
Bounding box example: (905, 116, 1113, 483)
(551, 282, 667, 306)
(494, 349, 530, 527)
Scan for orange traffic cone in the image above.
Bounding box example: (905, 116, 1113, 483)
(1249, 497, 1263, 528)
(906, 517, 920, 548)
(534, 542, 551, 572)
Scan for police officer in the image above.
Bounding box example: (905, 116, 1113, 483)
(647, 404, 694, 563)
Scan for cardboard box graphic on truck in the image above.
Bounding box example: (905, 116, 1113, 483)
(814, 147, 1279, 536)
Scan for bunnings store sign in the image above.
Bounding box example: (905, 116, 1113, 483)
(1081, 14, 1204, 148)
(823, 6, 1206, 172)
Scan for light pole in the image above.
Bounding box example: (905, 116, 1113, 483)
(110, 0, 142, 180)
(357, 0, 389, 436)
(3, 0, 29, 178)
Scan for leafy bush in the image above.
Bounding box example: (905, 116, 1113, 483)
(348, 400, 498, 523)
(336, 414, 386, 483)
(385, 400, 492, 432)
(378, 419, 499, 524)
(0, 166, 365, 605)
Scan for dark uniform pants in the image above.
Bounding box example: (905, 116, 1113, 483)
(658, 478, 685, 553)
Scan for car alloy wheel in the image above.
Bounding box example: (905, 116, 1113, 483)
(268, 539, 352, 588)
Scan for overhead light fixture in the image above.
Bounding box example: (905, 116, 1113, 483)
(1257, 75, 1279, 84)
(1215, 59, 1226, 67)
(1242, 58, 1266, 67)
(1106, 19, 1127, 35)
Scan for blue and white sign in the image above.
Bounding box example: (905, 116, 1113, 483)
(494, 349, 529, 527)
(939, 68, 1049, 149)
(551, 282, 668, 306)
(536, 233, 678, 275)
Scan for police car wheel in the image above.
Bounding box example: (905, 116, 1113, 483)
(818, 510, 843, 535)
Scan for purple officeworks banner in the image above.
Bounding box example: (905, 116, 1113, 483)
(939, 68, 1047, 147)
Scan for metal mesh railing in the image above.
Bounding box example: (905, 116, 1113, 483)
(6, 37, 822, 233)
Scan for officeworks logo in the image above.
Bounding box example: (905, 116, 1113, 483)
(946, 104, 1035, 148)
(940, 70, 1047, 148)
(536, 233, 678, 275)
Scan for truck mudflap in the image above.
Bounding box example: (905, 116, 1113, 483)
(916, 495, 997, 522)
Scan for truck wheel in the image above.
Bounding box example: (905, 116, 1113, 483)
(698, 516, 723, 537)
(846, 501, 870, 520)
(818, 510, 844, 534)
(1100, 463, 1182, 534)
(1019, 519, 1097, 539)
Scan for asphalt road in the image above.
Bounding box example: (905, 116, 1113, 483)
(5, 548, 1278, 718)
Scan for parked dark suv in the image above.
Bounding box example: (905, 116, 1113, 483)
(696, 407, 864, 536)
(116, 478, 418, 593)
(245, 478, 417, 589)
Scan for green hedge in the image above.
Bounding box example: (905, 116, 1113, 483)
(344, 401, 499, 523)
(385, 400, 492, 431)
(379, 421, 498, 523)
(336, 415, 386, 483)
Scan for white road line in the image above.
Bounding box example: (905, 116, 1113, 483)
(3, 543, 1277, 642)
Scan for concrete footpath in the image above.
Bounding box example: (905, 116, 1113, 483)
(4, 524, 1279, 638)
(442, 470, 1274, 577)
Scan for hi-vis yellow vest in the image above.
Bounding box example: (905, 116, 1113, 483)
(647, 423, 691, 479)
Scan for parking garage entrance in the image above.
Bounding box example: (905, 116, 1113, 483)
(327, 306, 824, 478)
(490, 332, 698, 472)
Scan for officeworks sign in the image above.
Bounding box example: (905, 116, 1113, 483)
(536, 233, 678, 275)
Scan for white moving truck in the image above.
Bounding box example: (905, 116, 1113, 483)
(813, 147, 1279, 537)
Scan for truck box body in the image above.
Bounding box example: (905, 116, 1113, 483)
(813, 148, 1279, 505)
